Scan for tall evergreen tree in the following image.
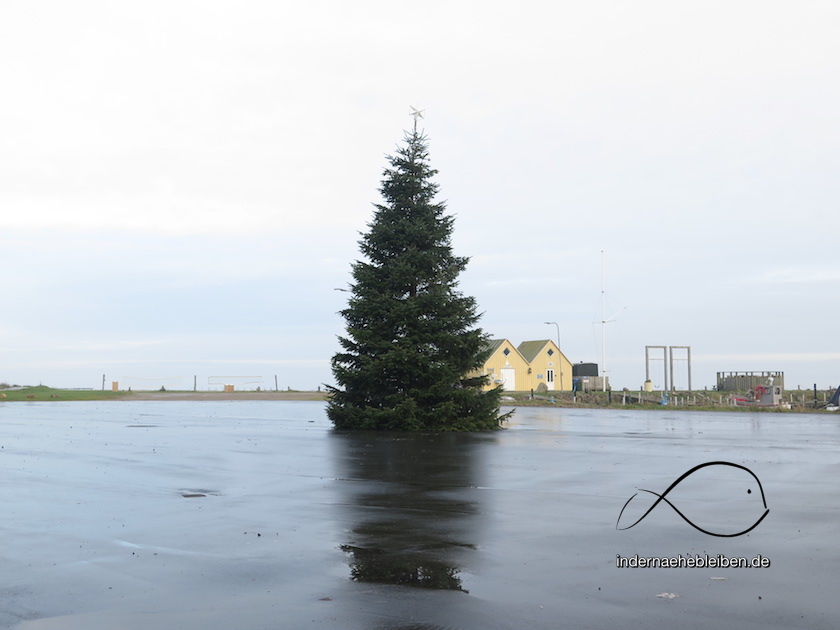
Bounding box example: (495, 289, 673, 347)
(328, 122, 508, 431)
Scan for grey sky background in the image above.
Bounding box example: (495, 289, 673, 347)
(2, 1, 838, 391)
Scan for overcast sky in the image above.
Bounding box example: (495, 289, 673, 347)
(2, 1, 838, 392)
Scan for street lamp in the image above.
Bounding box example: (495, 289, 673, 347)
(544, 321, 564, 391)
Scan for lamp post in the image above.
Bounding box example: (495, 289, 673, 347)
(544, 321, 564, 391)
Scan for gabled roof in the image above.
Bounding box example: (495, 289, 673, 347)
(484, 339, 507, 355)
(517, 340, 552, 363)
(484, 339, 528, 363)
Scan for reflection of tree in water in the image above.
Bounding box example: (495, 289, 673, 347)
(340, 544, 467, 591)
(331, 431, 490, 593)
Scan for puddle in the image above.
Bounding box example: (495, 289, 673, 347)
(178, 489, 220, 498)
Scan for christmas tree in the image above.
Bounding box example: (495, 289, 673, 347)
(328, 113, 508, 431)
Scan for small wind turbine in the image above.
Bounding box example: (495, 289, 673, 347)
(409, 106, 424, 131)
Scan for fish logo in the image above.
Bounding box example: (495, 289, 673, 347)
(617, 461, 769, 537)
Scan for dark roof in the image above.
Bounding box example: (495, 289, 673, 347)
(517, 340, 551, 363)
(485, 339, 507, 355)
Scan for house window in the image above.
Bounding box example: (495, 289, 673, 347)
(547, 349, 554, 356)
(503, 348, 510, 356)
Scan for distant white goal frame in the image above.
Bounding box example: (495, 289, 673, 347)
(207, 375, 264, 390)
(118, 375, 192, 391)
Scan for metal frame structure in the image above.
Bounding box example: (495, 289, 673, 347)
(669, 346, 692, 392)
(645, 345, 692, 392)
(645, 346, 668, 391)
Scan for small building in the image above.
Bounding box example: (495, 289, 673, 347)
(716, 371, 784, 391)
(478, 339, 573, 392)
(573, 362, 599, 377)
(571, 362, 609, 392)
(481, 339, 530, 392)
(517, 340, 573, 392)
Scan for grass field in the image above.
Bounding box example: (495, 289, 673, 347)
(0, 385, 130, 401)
(0, 385, 834, 412)
(0, 386, 327, 402)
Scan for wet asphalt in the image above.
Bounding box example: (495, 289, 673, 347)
(1, 401, 837, 629)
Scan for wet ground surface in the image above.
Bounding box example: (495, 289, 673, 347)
(1, 401, 838, 629)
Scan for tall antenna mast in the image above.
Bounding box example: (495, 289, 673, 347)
(599, 250, 625, 392)
(601, 250, 606, 391)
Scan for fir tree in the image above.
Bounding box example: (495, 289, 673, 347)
(328, 122, 508, 431)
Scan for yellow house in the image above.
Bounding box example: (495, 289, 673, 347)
(477, 338, 573, 392)
(517, 340, 573, 392)
(481, 339, 529, 392)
